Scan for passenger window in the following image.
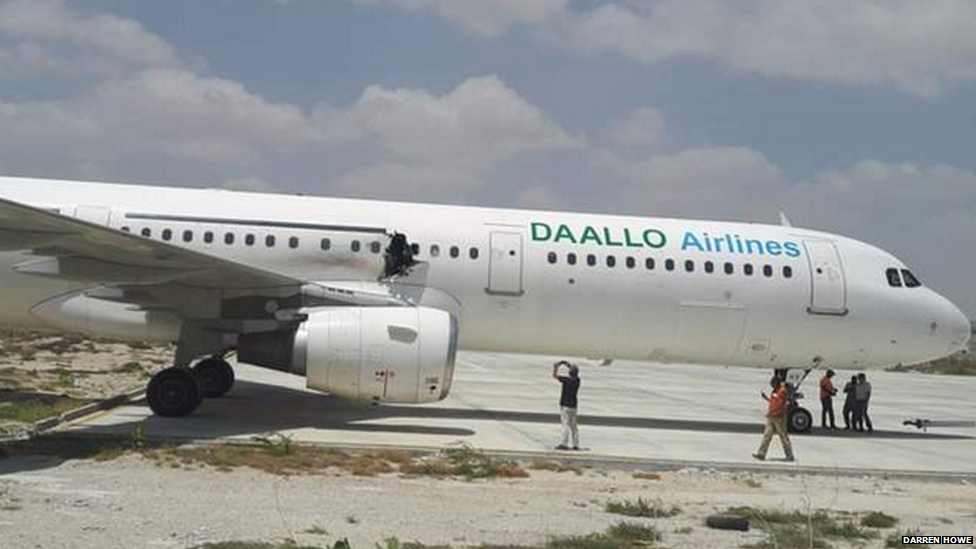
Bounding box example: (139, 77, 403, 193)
(645, 258, 655, 270)
(704, 261, 714, 274)
(547, 252, 557, 264)
(204, 231, 214, 244)
(351, 240, 361, 252)
(469, 247, 479, 260)
(430, 245, 440, 257)
(626, 257, 636, 269)
(370, 241, 381, 254)
(567, 253, 577, 265)
(586, 254, 596, 266)
(744, 263, 754, 276)
(783, 266, 792, 278)
(901, 269, 921, 288)
(763, 265, 773, 277)
(684, 260, 694, 273)
(665, 259, 675, 272)
(410, 243, 420, 255)
(162, 229, 173, 241)
(141, 228, 152, 238)
(450, 246, 460, 258)
(886, 268, 902, 287)
(320, 238, 331, 251)
(266, 235, 276, 247)
(121, 226, 131, 233)
(183, 230, 193, 243)
(606, 256, 616, 268)
(290, 237, 300, 249)
(724, 262, 734, 275)
(245, 234, 255, 246)
(225, 233, 235, 245)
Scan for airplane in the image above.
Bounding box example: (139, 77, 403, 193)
(0, 175, 969, 433)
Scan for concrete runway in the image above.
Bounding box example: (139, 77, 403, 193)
(64, 353, 976, 476)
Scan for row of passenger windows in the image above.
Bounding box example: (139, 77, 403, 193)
(886, 268, 921, 288)
(546, 251, 793, 279)
(410, 243, 480, 260)
(122, 226, 485, 260)
(122, 226, 384, 253)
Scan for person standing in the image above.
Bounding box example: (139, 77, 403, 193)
(854, 373, 873, 433)
(819, 368, 838, 429)
(842, 375, 858, 430)
(552, 361, 581, 450)
(753, 375, 795, 462)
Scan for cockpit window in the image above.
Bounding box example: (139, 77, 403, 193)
(901, 269, 921, 288)
(886, 268, 902, 287)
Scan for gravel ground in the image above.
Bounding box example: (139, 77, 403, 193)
(1, 451, 974, 549)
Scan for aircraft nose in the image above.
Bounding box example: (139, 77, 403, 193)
(931, 293, 971, 355)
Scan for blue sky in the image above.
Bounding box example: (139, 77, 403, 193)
(1, 0, 974, 315)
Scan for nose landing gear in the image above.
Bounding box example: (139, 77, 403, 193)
(774, 367, 814, 434)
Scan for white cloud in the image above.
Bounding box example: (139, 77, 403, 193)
(346, 0, 976, 97)
(0, 69, 577, 200)
(331, 163, 480, 202)
(549, 0, 976, 98)
(346, 0, 568, 37)
(595, 146, 784, 220)
(605, 107, 667, 149)
(0, 0, 184, 78)
(342, 75, 581, 168)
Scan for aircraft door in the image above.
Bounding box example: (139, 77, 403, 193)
(486, 231, 524, 296)
(803, 239, 848, 315)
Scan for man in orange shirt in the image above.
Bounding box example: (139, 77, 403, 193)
(753, 375, 795, 462)
(819, 368, 838, 429)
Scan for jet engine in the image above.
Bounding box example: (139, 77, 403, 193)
(238, 306, 457, 404)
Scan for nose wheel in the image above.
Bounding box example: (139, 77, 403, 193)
(788, 407, 812, 433)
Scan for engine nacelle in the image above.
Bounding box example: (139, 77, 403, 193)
(238, 307, 458, 404)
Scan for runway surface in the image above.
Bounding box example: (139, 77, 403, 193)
(63, 353, 976, 475)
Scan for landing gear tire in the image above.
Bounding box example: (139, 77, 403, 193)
(193, 357, 235, 398)
(147, 367, 203, 417)
(788, 407, 812, 434)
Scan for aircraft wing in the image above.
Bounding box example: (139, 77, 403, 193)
(0, 196, 411, 317)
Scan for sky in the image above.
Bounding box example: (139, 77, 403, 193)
(0, 0, 974, 316)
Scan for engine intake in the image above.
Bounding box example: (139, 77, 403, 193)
(238, 307, 457, 404)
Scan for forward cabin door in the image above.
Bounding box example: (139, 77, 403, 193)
(803, 239, 848, 315)
(486, 231, 524, 296)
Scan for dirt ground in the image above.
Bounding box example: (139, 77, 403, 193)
(0, 331, 172, 435)
(0, 444, 973, 549)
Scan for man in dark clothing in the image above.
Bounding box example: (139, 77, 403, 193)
(854, 373, 873, 433)
(552, 361, 580, 450)
(819, 368, 838, 429)
(842, 375, 858, 430)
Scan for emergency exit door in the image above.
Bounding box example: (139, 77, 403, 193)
(804, 239, 848, 315)
(486, 231, 524, 296)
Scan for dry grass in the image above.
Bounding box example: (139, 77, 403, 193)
(730, 506, 878, 549)
(528, 459, 582, 475)
(631, 471, 662, 481)
(0, 390, 91, 424)
(861, 511, 899, 529)
(605, 498, 680, 519)
(400, 443, 529, 480)
(4, 435, 530, 482)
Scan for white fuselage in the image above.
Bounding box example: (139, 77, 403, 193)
(0, 177, 969, 369)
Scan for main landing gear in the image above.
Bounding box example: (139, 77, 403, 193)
(146, 356, 235, 417)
